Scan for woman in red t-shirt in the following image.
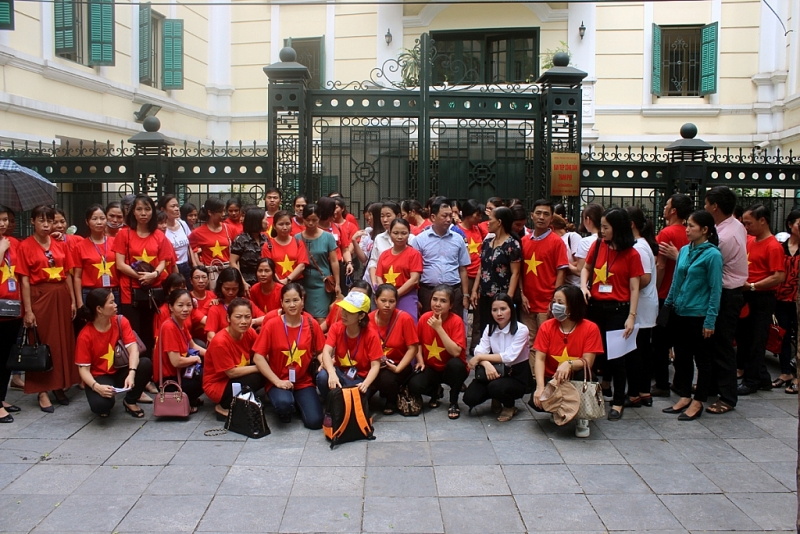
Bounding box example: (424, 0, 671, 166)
(18, 205, 80, 412)
(0, 205, 23, 423)
(104, 201, 125, 238)
(317, 290, 382, 399)
(263, 211, 308, 285)
(113, 195, 172, 357)
(376, 219, 423, 321)
(253, 283, 325, 428)
(76, 288, 153, 418)
(203, 298, 265, 420)
(188, 197, 232, 286)
(579, 208, 642, 421)
(204, 267, 264, 343)
(73, 205, 119, 309)
(155, 289, 207, 411)
(532, 285, 603, 437)
(153, 273, 189, 344)
(189, 266, 213, 340)
(408, 285, 468, 420)
(249, 258, 284, 314)
(370, 284, 420, 415)
(225, 198, 244, 237)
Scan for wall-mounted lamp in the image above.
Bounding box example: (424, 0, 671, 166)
(579, 21, 586, 40)
(385, 29, 392, 45)
(133, 103, 162, 123)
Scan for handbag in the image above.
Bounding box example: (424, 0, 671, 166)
(7, 326, 52, 372)
(656, 304, 673, 329)
(153, 322, 191, 418)
(0, 298, 22, 318)
(474, 362, 508, 382)
(113, 315, 148, 368)
(225, 386, 270, 439)
(305, 239, 336, 293)
(396, 371, 422, 417)
(767, 315, 786, 355)
(570, 364, 606, 421)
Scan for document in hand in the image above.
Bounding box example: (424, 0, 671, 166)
(606, 326, 639, 360)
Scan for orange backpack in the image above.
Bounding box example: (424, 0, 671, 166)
(323, 386, 375, 449)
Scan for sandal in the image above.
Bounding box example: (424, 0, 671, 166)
(383, 403, 396, 416)
(705, 400, 734, 414)
(772, 377, 792, 388)
(497, 407, 517, 422)
(189, 406, 199, 414)
(138, 393, 153, 404)
(491, 399, 503, 414)
(786, 382, 798, 395)
(429, 386, 443, 409)
(448, 403, 461, 420)
(122, 401, 145, 419)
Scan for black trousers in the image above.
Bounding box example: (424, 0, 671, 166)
(374, 366, 413, 404)
(628, 326, 652, 394)
(408, 358, 468, 404)
(737, 291, 776, 390)
(84, 357, 153, 415)
(709, 288, 744, 406)
(419, 284, 465, 318)
(774, 300, 797, 375)
(671, 315, 712, 403)
(0, 319, 22, 405)
(119, 303, 157, 360)
(587, 300, 630, 406)
(650, 299, 672, 390)
(162, 374, 204, 407)
(463, 360, 532, 409)
(218, 373, 266, 410)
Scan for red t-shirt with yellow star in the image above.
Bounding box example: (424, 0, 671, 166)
(203, 326, 258, 403)
(0, 239, 21, 303)
(254, 313, 325, 391)
(250, 281, 285, 313)
(205, 301, 265, 336)
(188, 224, 232, 266)
(411, 219, 432, 236)
(746, 235, 785, 285)
(154, 317, 192, 381)
(72, 236, 118, 289)
(321, 222, 352, 262)
(376, 246, 423, 289)
(520, 231, 570, 313)
(459, 223, 486, 278)
(586, 240, 645, 302)
(369, 309, 419, 363)
(417, 311, 467, 372)
(112, 228, 171, 304)
(262, 236, 309, 280)
(325, 321, 383, 378)
(75, 315, 136, 377)
(17, 236, 75, 285)
(533, 318, 604, 378)
(225, 220, 243, 238)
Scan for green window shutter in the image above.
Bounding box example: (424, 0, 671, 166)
(700, 22, 718, 96)
(0, 0, 14, 31)
(54, 0, 76, 55)
(162, 18, 184, 90)
(651, 23, 662, 96)
(88, 0, 114, 66)
(139, 4, 152, 83)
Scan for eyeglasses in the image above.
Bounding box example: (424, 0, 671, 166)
(44, 250, 55, 267)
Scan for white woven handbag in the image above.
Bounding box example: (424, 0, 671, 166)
(570, 364, 606, 421)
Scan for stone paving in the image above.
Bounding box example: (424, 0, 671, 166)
(0, 359, 796, 533)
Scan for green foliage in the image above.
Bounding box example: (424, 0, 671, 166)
(541, 41, 570, 71)
(398, 47, 421, 88)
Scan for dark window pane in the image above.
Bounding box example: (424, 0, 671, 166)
(661, 26, 701, 96)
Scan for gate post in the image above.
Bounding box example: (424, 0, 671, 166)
(128, 116, 174, 197)
(536, 52, 586, 209)
(418, 33, 431, 201)
(665, 123, 712, 207)
(264, 47, 311, 200)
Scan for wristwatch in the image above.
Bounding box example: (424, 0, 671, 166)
(750, 283, 756, 292)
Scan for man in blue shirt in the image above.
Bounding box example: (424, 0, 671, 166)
(413, 197, 472, 317)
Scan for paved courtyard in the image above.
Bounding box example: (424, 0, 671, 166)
(0, 358, 796, 533)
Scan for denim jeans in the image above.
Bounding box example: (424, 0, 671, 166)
(316, 367, 364, 400)
(267, 385, 324, 429)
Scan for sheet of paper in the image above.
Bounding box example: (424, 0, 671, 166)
(606, 326, 639, 360)
(113, 387, 131, 393)
(232, 382, 242, 397)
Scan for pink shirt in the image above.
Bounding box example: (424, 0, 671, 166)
(716, 216, 748, 289)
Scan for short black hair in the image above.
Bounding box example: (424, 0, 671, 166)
(374, 283, 398, 300)
(461, 199, 481, 218)
(214, 267, 245, 300)
(226, 297, 252, 318)
(429, 196, 451, 215)
(745, 203, 771, 225)
(602, 207, 636, 251)
(266, 187, 281, 198)
(242, 207, 265, 235)
(669, 194, 694, 220)
(705, 186, 738, 216)
(487, 293, 518, 336)
(555, 285, 587, 323)
(226, 197, 242, 210)
(532, 199, 554, 213)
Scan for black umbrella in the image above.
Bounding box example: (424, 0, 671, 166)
(0, 159, 57, 212)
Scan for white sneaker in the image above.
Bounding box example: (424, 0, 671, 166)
(575, 419, 590, 438)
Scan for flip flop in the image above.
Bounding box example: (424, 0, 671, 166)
(705, 400, 734, 414)
(448, 403, 461, 420)
(772, 377, 792, 388)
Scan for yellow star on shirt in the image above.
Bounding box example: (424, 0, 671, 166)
(593, 262, 614, 284)
(92, 260, 112, 279)
(746, 252, 751, 266)
(283, 342, 306, 367)
(100, 343, 115, 371)
(425, 338, 445, 361)
(551, 347, 571, 365)
(209, 240, 227, 259)
(525, 253, 544, 275)
(338, 350, 357, 367)
(382, 345, 393, 357)
(467, 238, 480, 255)
(383, 265, 401, 286)
(277, 254, 296, 276)
(0, 264, 14, 283)
(237, 353, 249, 367)
(43, 266, 64, 280)
(133, 249, 156, 264)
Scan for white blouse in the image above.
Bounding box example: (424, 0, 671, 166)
(475, 321, 530, 366)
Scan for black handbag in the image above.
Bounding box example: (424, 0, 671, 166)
(474, 362, 508, 382)
(656, 304, 673, 329)
(7, 326, 52, 372)
(226, 387, 270, 439)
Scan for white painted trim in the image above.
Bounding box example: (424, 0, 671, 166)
(402, 5, 448, 28)
(0, 129, 60, 146)
(642, 2, 653, 108)
(270, 4, 280, 64)
(402, 1, 567, 28)
(524, 3, 568, 22)
(595, 104, 754, 117)
(41, 0, 53, 61)
(131, 3, 140, 88)
(326, 3, 335, 87)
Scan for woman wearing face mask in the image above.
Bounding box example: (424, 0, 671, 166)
(464, 293, 531, 422)
(104, 202, 125, 238)
(376, 218, 423, 321)
(532, 285, 603, 437)
(204, 267, 264, 343)
(203, 298, 265, 420)
(73, 205, 119, 310)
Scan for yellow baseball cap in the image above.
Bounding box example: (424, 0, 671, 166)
(336, 291, 371, 314)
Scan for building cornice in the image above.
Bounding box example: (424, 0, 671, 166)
(403, 1, 567, 27)
(596, 104, 754, 117)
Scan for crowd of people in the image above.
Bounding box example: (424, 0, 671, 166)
(0, 185, 794, 439)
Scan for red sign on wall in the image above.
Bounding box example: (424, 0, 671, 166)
(550, 153, 581, 196)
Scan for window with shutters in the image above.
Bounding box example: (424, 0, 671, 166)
(285, 37, 324, 90)
(139, 5, 164, 88)
(651, 23, 718, 97)
(0, 0, 14, 31)
(54, 0, 115, 66)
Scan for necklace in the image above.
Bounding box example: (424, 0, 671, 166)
(559, 322, 577, 343)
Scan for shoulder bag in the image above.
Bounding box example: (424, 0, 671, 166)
(474, 362, 508, 382)
(7, 325, 52, 372)
(113, 315, 148, 368)
(585, 237, 602, 292)
(153, 322, 191, 418)
(570, 364, 605, 421)
(305, 238, 336, 293)
(396, 372, 423, 417)
(226, 386, 270, 439)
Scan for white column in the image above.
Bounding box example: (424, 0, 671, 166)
(41, 0, 53, 60)
(325, 3, 335, 87)
(753, 0, 788, 138)
(270, 5, 280, 64)
(642, 1, 653, 108)
(376, 3, 403, 86)
(568, 2, 596, 141)
(206, 0, 233, 141)
(131, 3, 140, 87)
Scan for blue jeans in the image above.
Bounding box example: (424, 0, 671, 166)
(316, 368, 364, 400)
(267, 386, 324, 429)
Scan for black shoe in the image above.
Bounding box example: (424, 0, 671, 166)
(607, 408, 623, 421)
(0, 413, 13, 423)
(40, 405, 54, 414)
(758, 382, 774, 391)
(278, 412, 292, 423)
(624, 397, 642, 408)
(215, 411, 228, 422)
(737, 384, 757, 396)
(678, 408, 702, 421)
(53, 390, 69, 406)
(650, 387, 670, 398)
(662, 404, 689, 414)
(3, 405, 20, 413)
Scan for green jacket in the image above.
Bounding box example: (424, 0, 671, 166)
(664, 241, 723, 331)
